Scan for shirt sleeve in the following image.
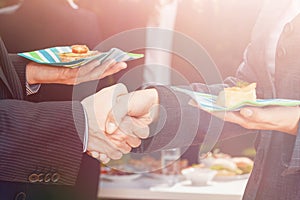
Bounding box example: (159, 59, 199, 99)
(26, 82, 41, 96)
(82, 107, 89, 152)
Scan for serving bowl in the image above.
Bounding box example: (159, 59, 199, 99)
(181, 167, 217, 186)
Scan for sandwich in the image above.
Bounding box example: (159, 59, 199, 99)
(231, 157, 254, 174)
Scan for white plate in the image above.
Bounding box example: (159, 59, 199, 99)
(101, 174, 141, 181)
(213, 173, 250, 181)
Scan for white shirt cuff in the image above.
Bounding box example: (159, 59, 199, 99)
(82, 107, 89, 153)
(26, 82, 41, 96)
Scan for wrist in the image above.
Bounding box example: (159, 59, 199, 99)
(26, 62, 38, 84)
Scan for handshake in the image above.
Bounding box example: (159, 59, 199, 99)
(81, 83, 159, 163)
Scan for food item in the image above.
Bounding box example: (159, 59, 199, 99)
(232, 157, 254, 174)
(200, 150, 254, 176)
(71, 45, 89, 54)
(58, 45, 100, 62)
(101, 167, 135, 176)
(216, 82, 257, 108)
(210, 158, 243, 176)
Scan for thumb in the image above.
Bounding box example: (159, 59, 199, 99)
(105, 94, 130, 134)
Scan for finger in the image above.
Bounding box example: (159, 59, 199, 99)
(119, 116, 150, 139)
(106, 94, 130, 134)
(101, 62, 127, 78)
(89, 83, 128, 131)
(109, 128, 142, 148)
(89, 152, 110, 163)
(131, 117, 150, 139)
(80, 59, 101, 72)
(99, 154, 111, 164)
(88, 137, 123, 160)
(89, 59, 114, 77)
(125, 135, 141, 148)
(89, 151, 100, 159)
(240, 107, 273, 124)
(106, 132, 133, 154)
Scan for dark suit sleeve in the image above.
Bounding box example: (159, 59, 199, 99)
(133, 84, 253, 153)
(8, 53, 29, 95)
(0, 99, 86, 185)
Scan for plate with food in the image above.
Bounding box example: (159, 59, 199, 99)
(172, 82, 300, 112)
(210, 157, 252, 181)
(100, 167, 141, 181)
(18, 45, 144, 68)
(198, 151, 253, 182)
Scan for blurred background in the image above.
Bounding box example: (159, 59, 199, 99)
(0, 0, 262, 165)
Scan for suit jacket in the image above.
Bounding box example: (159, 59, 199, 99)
(0, 1, 103, 198)
(135, 10, 300, 200)
(0, 38, 99, 200)
(0, 0, 102, 53)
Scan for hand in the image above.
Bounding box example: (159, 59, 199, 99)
(81, 84, 140, 162)
(26, 59, 127, 85)
(212, 106, 300, 135)
(105, 88, 160, 139)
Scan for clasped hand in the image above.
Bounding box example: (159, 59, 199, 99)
(26, 59, 158, 163)
(81, 84, 159, 163)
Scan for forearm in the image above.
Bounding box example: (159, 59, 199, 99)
(26, 62, 78, 85)
(133, 85, 252, 153)
(10, 53, 77, 86)
(0, 99, 85, 185)
(132, 85, 204, 153)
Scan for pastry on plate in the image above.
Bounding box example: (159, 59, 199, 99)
(58, 45, 100, 62)
(216, 82, 257, 108)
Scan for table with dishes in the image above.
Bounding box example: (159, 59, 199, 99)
(98, 152, 252, 200)
(98, 173, 249, 200)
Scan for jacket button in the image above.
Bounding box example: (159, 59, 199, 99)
(44, 173, 51, 183)
(28, 173, 39, 183)
(38, 173, 44, 182)
(51, 172, 61, 183)
(15, 192, 26, 200)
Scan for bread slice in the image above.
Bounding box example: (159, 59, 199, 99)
(216, 83, 256, 108)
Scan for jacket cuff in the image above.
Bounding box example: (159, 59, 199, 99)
(133, 85, 201, 153)
(9, 53, 29, 95)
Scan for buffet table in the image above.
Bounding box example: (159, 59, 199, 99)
(98, 174, 248, 200)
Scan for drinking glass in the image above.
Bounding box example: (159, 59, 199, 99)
(161, 148, 181, 186)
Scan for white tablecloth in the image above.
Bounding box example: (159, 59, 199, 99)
(98, 174, 248, 200)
